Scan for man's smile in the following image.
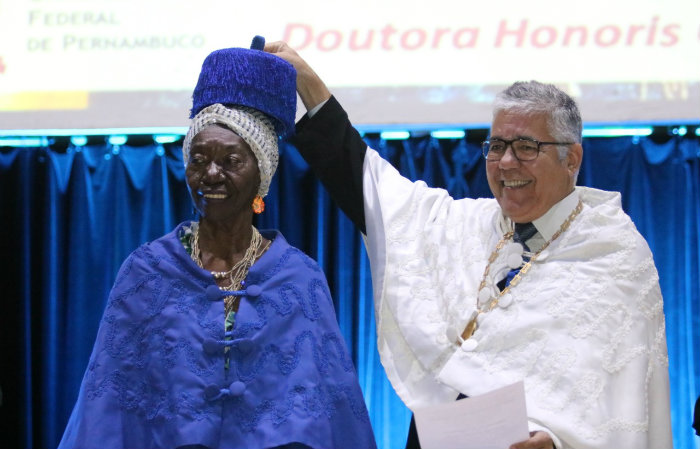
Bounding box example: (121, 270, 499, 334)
(502, 179, 531, 188)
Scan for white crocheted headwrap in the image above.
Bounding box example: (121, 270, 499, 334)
(183, 103, 279, 197)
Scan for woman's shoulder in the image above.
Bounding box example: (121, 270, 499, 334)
(249, 230, 324, 283)
(131, 221, 192, 258)
(114, 221, 202, 284)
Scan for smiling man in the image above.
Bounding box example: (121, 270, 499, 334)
(486, 100, 582, 225)
(267, 41, 673, 449)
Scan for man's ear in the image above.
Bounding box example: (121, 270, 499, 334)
(566, 143, 583, 175)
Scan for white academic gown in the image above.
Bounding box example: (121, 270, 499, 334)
(362, 148, 673, 449)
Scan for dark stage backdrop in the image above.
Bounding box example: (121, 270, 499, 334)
(1, 133, 699, 449)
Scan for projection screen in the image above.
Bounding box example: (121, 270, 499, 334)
(0, 0, 698, 132)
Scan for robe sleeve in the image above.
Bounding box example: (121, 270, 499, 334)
(291, 96, 368, 234)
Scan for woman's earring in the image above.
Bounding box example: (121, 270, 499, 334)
(252, 195, 265, 214)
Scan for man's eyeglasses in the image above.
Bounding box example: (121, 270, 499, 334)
(482, 138, 573, 161)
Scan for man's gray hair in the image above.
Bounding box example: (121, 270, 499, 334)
(493, 81, 582, 159)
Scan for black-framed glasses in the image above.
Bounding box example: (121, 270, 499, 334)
(482, 138, 573, 161)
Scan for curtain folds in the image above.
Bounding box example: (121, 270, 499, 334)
(1, 135, 698, 449)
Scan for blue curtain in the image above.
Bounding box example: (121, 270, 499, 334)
(1, 134, 698, 449)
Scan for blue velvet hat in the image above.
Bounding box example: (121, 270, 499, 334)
(189, 36, 297, 137)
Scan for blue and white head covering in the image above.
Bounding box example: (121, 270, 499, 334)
(183, 36, 297, 197)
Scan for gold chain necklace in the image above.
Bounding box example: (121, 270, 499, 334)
(461, 200, 583, 341)
(190, 224, 270, 314)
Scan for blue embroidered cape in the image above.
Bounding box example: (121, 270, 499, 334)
(58, 223, 376, 449)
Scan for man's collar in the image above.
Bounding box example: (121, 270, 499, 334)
(532, 189, 580, 241)
(498, 189, 580, 242)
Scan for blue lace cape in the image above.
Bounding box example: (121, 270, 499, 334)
(58, 223, 376, 449)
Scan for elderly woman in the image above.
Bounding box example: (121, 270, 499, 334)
(57, 39, 377, 449)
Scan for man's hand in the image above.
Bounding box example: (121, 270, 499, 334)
(264, 41, 331, 112)
(509, 431, 554, 449)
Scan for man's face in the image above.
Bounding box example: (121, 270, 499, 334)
(486, 110, 582, 223)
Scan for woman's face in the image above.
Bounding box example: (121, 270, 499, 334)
(186, 124, 260, 222)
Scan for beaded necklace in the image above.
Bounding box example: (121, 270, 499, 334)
(190, 224, 270, 315)
(461, 200, 583, 341)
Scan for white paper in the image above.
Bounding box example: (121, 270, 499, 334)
(413, 381, 530, 449)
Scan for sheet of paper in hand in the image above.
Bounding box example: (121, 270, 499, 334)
(414, 381, 530, 449)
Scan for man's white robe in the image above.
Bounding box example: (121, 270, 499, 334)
(362, 148, 672, 449)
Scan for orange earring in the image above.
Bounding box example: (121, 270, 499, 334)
(252, 195, 265, 214)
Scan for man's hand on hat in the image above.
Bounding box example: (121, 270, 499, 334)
(264, 41, 331, 112)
